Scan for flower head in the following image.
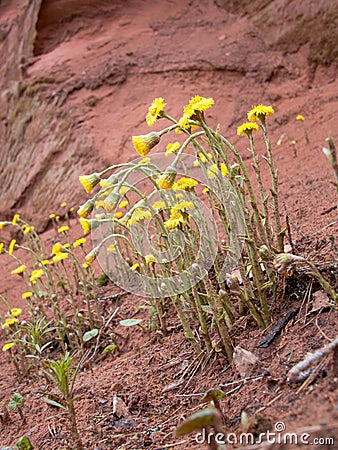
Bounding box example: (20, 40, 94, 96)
(49, 213, 56, 219)
(10, 308, 22, 317)
(164, 212, 185, 229)
(53, 253, 69, 263)
(1, 317, 18, 329)
(0, 243, 3, 254)
(132, 132, 161, 157)
(247, 104, 274, 122)
(57, 225, 69, 234)
(179, 95, 214, 129)
(131, 263, 140, 271)
(12, 214, 20, 225)
(165, 142, 180, 156)
(85, 248, 99, 264)
(52, 242, 67, 255)
(118, 200, 128, 209)
(156, 166, 177, 190)
(2, 342, 15, 351)
(237, 122, 259, 136)
(73, 237, 86, 248)
(146, 97, 166, 126)
(172, 177, 198, 191)
(60, 202, 67, 207)
(145, 254, 157, 266)
(79, 173, 101, 193)
(171, 201, 194, 214)
(0, 221, 11, 229)
(296, 114, 305, 121)
(11, 265, 26, 275)
(107, 244, 116, 253)
(8, 240, 16, 255)
(22, 224, 32, 235)
(30, 269, 44, 284)
(207, 163, 228, 178)
(128, 209, 152, 226)
(77, 199, 95, 218)
(22, 291, 33, 299)
(152, 201, 167, 211)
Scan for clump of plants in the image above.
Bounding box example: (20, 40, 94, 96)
(75, 95, 336, 363)
(0, 211, 103, 377)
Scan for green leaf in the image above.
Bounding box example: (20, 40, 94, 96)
(9, 393, 24, 411)
(82, 328, 99, 342)
(176, 408, 217, 436)
(56, 280, 67, 288)
(42, 397, 67, 410)
(102, 344, 117, 354)
(119, 318, 143, 327)
(16, 436, 32, 450)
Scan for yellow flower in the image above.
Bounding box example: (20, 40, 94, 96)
(22, 291, 33, 299)
(131, 263, 140, 271)
(1, 317, 18, 329)
(40, 259, 51, 266)
(11, 265, 26, 275)
(0, 243, 3, 254)
(85, 248, 99, 264)
(57, 225, 69, 234)
(165, 142, 180, 156)
(145, 254, 157, 266)
(30, 269, 44, 284)
(208, 163, 228, 178)
(95, 200, 105, 209)
(164, 212, 185, 229)
(10, 308, 22, 317)
(119, 200, 128, 209)
(198, 152, 213, 163)
(52, 242, 67, 255)
(83, 262, 89, 269)
(237, 122, 259, 136)
(108, 244, 116, 253)
(8, 240, 16, 255)
(296, 114, 305, 121)
(193, 160, 200, 167)
(152, 201, 166, 211)
(128, 209, 152, 226)
(172, 177, 198, 191)
(12, 214, 20, 225)
(77, 199, 95, 218)
(2, 342, 15, 351)
(22, 225, 31, 235)
(176, 193, 183, 199)
(157, 166, 177, 190)
(146, 97, 166, 126)
(114, 212, 123, 219)
(49, 213, 56, 219)
(291, 139, 297, 145)
(247, 104, 274, 122)
(73, 237, 86, 248)
(138, 157, 151, 165)
(53, 253, 69, 263)
(171, 201, 194, 214)
(80, 218, 91, 235)
(60, 202, 67, 207)
(0, 221, 10, 229)
(79, 173, 101, 193)
(132, 132, 161, 157)
(179, 95, 214, 129)
(203, 187, 209, 193)
(119, 186, 130, 195)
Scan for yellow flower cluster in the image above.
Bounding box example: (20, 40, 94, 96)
(179, 95, 214, 129)
(128, 209, 152, 226)
(172, 177, 198, 191)
(30, 269, 44, 284)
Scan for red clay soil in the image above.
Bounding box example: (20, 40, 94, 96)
(0, 0, 338, 449)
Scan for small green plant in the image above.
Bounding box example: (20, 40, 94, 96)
(41, 351, 84, 450)
(8, 393, 26, 424)
(16, 435, 33, 450)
